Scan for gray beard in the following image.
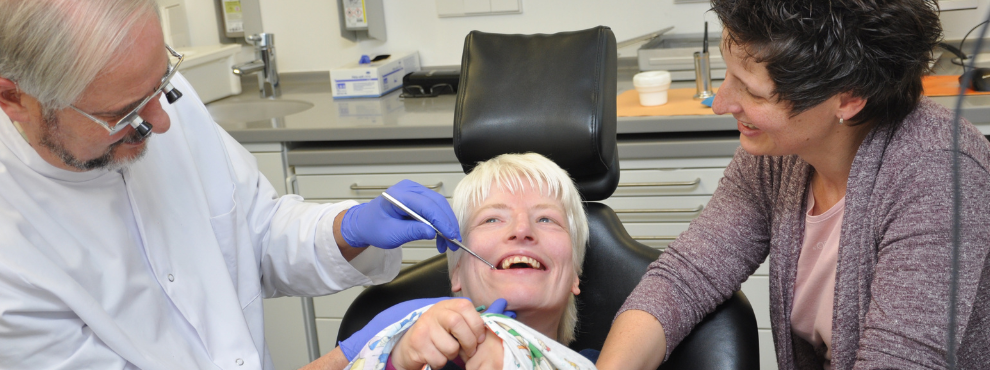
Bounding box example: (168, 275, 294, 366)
(39, 112, 148, 171)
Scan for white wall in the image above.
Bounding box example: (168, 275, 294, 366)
(256, 0, 717, 72)
(165, 0, 990, 74)
(155, 0, 221, 46)
(185, 0, 221, 46)
(230, 0, 990, 73)
(942, 1, 990, 41)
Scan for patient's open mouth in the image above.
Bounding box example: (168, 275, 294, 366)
(497, 255, 545, 270)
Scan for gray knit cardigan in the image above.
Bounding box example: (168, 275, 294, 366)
(619, 98, 990, 369)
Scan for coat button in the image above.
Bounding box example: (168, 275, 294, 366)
(167, 274, 174, 282)
(235, 358, 244, 366)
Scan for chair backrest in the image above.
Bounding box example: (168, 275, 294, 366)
(453, 26, 618, 201)
(337, 26, 760, 370)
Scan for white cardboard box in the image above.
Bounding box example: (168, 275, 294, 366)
(330, 52, 420, 98)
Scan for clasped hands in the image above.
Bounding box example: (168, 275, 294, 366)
(340, 297, 515, 370)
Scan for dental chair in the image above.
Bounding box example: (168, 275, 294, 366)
(337, 26, 760, 370)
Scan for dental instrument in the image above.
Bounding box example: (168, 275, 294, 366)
(381, 192, 497, 270)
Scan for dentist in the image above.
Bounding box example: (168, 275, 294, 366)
(0, 1, 460, 369)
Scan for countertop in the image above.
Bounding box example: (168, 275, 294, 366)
(211, 58, 990, 145)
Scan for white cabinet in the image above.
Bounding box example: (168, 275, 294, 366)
(313, 286, 366, 357)
(614, 157, 730, 244)
(261, 297, 312, 369)
(747, 278, 777, 370)
(295, 171, 464, 200)
(244, 143, 287, 196)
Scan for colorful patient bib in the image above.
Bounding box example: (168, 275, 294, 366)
(344, 304, 597, 370)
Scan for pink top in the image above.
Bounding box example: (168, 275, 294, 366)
(791, 185, 845, 369)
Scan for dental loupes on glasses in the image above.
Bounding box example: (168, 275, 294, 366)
(381, 192, 497, 270)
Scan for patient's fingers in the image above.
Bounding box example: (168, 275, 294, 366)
(438, 300, 486, 356)
(463, 330, 503, 370)
(391, 299, 487, 370)
(392, 325, 449, 370)
(423, 330, 459, 369)
(427, 324, 462, 363)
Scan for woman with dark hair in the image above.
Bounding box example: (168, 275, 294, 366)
(598, 1, 990, 369)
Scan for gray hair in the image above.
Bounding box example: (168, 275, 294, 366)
(0, 0, 160, 110)
(448, 152, 589, 344)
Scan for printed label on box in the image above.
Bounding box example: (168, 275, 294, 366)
(330, 52, 420, 98)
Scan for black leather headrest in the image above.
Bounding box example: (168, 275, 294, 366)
(453, 26, 619, 201)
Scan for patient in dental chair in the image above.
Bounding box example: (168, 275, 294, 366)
(343, 153, 596, 370)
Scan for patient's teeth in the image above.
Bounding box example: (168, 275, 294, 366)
(499, 255, 542, 269)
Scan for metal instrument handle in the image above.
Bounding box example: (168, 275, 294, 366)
(617, 178, 701, 188)
(381, 192, 496, 270)
(351, 182, 443, 191)
(613, 205, 705, 214)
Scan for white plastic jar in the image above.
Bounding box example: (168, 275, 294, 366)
(633, 70, 673, 106)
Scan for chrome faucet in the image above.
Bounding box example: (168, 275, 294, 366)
(233, 33, 281, 98)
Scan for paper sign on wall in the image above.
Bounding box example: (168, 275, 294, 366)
(343, 0, 369, 30)
(221, 0, 244, 36)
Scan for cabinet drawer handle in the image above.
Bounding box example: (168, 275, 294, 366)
(617, 178, 701, 188)
(614, 205, 704, 214)
(350, 182, 444, 191)
(633, 236, 678, 241)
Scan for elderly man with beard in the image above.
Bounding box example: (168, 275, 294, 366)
(0, 1, 465, 369)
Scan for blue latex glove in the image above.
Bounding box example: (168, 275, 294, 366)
(482, 298, 516, 319)
(339, 297, 466, 361)
(341, 179, 461, 252)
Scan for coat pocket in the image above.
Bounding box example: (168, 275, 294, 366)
(209, 202, 241, 289)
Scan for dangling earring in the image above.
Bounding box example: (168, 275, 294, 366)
(838, 117, 844, 125)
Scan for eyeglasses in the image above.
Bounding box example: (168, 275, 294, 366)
(69, 44, 185, 138)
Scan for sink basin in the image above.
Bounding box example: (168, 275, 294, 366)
(207, 99, 314, 124)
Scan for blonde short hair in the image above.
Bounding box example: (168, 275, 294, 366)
(448, 153, 588, 344)
(0, 0, 159, 110)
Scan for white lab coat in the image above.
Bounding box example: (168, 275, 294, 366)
(0, 74, 401, 369)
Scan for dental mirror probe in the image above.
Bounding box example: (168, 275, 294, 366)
(381, 192, 497, 270)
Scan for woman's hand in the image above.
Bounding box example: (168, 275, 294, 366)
(463, 330, 503, 370)
(390, 299, 487, 370)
